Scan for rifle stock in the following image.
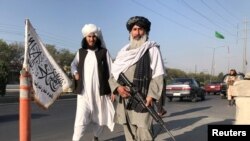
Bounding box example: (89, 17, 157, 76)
(119, 73, 176, 141)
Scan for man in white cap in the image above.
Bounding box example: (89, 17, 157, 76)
(109, 16, 166, 141)
(71, 24, 115, 141)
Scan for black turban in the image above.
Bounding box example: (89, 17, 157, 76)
(126, 16, 151, 33)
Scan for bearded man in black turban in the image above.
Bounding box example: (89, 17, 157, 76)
(109, 16, 166, 141)
(126, 16, 151, 34)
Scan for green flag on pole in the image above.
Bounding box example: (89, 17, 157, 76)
(215, 31, 225, 39)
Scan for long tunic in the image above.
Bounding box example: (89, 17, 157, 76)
(71, 49, 115, 131)
(225, 75, 238, 100)
(109, 41, 165, 129)
(109, 65, 164, 128)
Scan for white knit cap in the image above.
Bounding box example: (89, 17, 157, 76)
(81, 24, 106, 48)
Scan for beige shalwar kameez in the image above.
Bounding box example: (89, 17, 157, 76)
(109, 41, 165, 141)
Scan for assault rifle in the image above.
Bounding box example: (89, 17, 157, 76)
(118, 73, 176, 141)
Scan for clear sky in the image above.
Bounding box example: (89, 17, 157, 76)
(0, 0, 250, 75)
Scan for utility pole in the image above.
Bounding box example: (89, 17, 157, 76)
(242, 18, 248, 74)
(227, 46, 230, 72)
(210, 46, 225, 76)
(210, 48, 215, 77)
(195, 64, 197, 74)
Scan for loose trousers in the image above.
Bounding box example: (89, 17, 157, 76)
(72, 95, 104, 141)
(123, 123, 154, 141)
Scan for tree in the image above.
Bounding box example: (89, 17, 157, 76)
(0, 39, 76, 84)
(45, 45, 75, 68)
(0, 61, 9, 96)
(57, 48, 75, 68)
(8, 42, 24, 71)
(166, 68, 187, 79)
(165, 68, 187, 84)
(165, 67, 224, 85)
(0, 39, 11, 63)
(218, 72, 225, 81)
(3, 39, 227, 86)
(0, 40, 24, 72)
(46, 44, 59, 60)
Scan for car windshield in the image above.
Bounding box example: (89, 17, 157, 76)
(171, 78, 193, 85)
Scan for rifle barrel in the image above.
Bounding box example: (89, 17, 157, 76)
(119, 73, 176, 141)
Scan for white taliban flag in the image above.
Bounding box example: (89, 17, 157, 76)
(23, 19, 72, 108)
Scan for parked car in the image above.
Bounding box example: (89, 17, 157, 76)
(165, 78, 205, 102)
(204, 81, 227, 95)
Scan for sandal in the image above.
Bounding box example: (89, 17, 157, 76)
(158, 109, 167, 117)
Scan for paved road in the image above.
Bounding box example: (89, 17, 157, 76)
(0, 93, 235, 141)
(0, 84, 76, 103)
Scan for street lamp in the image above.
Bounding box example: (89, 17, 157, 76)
(210, 46, 225, 82)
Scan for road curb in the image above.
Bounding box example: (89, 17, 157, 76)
(0, 92, 77, 104)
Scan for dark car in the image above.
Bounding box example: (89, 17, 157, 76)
(165, 78, 205, 102)
(204, 81, 226, 95)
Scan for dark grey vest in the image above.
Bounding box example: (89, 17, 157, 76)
(74, 47, 111, 95)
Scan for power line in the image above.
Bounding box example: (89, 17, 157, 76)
(180, 0, 236, 36)
(155, 0, 214, 31)
(0, 29, 23, 36)
(131, 0, 213, 39)
(0, 23, 79, 51)
(200, 0, 237, 28)
(214, 0, 241, 22)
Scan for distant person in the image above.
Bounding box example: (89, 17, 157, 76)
(225, 69, 239, 106)
(109, 16, 165, 141)
(71, 24, 115, 141)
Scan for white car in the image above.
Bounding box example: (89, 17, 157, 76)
(166, 78, 205, 102)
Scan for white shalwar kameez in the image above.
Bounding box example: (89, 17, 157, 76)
(72, 49, 115, 141)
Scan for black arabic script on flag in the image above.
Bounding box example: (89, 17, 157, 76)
(28, 33, 64, 99)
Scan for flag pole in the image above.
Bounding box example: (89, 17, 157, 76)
(19, 19, 31, 141)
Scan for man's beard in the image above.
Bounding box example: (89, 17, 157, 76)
(129, 34, 147, 49)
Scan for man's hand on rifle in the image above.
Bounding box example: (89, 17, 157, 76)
(146, 96, 153, 107)
(117, 86, 131, 98)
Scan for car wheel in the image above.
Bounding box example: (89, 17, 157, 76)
(179, 97, 183, 101)
(191, 94, 197, 102)
(201, 93, 205, 101)
(191, 97, 197, 102)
